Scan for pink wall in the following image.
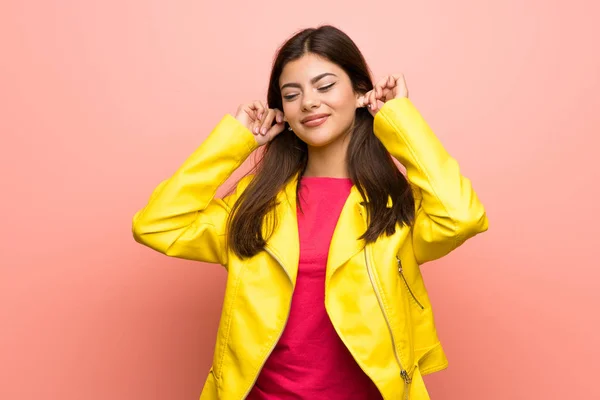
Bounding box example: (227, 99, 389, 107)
(1, 1, 598, 399)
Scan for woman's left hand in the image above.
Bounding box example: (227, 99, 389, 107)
(359, 73, 409, 117)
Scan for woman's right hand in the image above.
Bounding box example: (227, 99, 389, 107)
(234, 101, 286, 146)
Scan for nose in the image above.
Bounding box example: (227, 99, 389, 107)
(301, 93, 320, 111)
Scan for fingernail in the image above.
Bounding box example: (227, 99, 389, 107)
(276, 115, 282, 123)
(261, 127, 267, 135)
(254, 127, 258, 134)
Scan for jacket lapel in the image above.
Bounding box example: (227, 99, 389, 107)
(326, 186, 368, 281)
(264, 172, 370, 286)
(263, 173, 301, 285)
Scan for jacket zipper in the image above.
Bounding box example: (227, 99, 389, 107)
(240, 246, 293, 399)
(397, 256, 424, 310)
(364, 248, 412, 399)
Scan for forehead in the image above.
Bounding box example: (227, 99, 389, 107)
(279, 53, 345, 86)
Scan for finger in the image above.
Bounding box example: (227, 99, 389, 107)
(358, 93, 368, 108)
(252, 101, 266, 120)
(245, 104, 257, 130)
(357, 93, 365, 108)
(357, 95, 364, 108)
(252, 119, 261, 135)
(365, 91, 373, 109)
(369, 90, 378, 110)
(243, 107, 257, 122)
(386, 73, 407, 98)
(259, 109, 276, 135)
(251, 101, 266, 134)
(391, 73, 404, 86)
(246, 102, 258, 117)
(380, 75, 397, 96)
(274, 109, 284, 124)
(358, 92, 368, 107)
(266, 117, 286, 139)
(365, 93, 376, 117)
(387, 75, 395, 89)
(241, 106, 260, 135)
(375, 76, 389, 98)
(244, 103, 258, 116)
(381, 86, 393, 102)
(399, 73, 408, 97)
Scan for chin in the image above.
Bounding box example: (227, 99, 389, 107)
(296, 129, 343, 148)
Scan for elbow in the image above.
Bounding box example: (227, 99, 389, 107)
(132, 211, 152, 246)
(132, 225, 145, 245)
(454, 204, 488, 242)
(131, 211, 187, 257)
(131, 217, 170, 255)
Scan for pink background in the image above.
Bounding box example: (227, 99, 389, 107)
(1, 1, 598, 399)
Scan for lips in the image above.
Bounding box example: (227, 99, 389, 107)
(301, 113, 330, 127)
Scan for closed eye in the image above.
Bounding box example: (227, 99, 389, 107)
(318, 82, 335, 91)
(282, 82, 336, 101)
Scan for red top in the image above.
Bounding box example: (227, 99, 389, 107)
(247, 177, 382, 399)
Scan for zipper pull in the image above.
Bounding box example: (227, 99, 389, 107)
(400, 369, 412, 384)
(401, 369, 411, 400)
(396, 256, 403, 274)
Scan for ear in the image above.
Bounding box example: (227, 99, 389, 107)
(355, 93, 365, 109)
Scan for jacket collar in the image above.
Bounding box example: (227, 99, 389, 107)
(263, 172, 368, 286)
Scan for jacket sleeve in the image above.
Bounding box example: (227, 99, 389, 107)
(132, 114, 259, 267)
(373, 97, 489, 264)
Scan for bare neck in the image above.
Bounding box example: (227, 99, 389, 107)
(302, 132, 352, 178)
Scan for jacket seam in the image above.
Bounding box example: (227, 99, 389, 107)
(164, 217, 214, 250)
(415, 341, 447, 375)
(215, 261, 246, 382)
(242, 321, 284, 397)
(420, 361, 449, 376)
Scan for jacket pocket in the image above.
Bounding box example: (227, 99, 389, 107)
(397, 256, 424, 310)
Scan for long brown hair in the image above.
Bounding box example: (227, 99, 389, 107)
(226, 25, 415, 259)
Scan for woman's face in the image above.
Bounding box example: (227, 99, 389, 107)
(279, 53, 360, 148)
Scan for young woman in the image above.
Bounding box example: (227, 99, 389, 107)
(132, 25, 488, 400)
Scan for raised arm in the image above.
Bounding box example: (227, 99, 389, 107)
(132, 115, 258, 266)
(132, 101, 285, 267)
(373, 97, 488, 264)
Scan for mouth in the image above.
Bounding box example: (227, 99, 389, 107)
(301, 113, 330, 127)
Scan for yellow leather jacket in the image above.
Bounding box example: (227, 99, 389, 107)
(132, 98, 489, 399)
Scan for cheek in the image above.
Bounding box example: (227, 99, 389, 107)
(327, 88, 356, 111)
(282, 103, 298, 121)
(329, 93, 357, 122)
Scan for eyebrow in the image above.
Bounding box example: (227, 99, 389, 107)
(280, 72, 338, 90)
